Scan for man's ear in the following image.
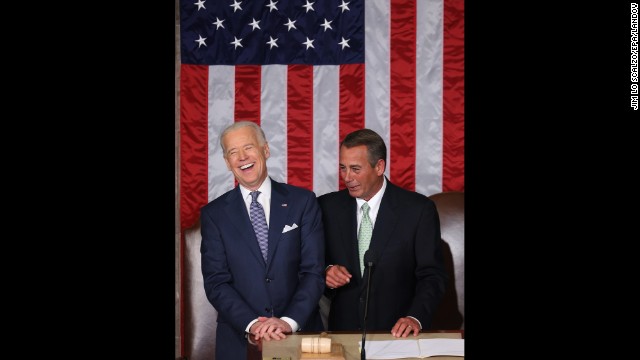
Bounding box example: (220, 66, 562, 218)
(375, 159, 386, 176)
(263, 143, 270, 159)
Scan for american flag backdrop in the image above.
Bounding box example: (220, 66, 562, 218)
(179, 0, 464, 231)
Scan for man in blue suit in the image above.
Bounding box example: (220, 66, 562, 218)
(200, 121, 325, 359)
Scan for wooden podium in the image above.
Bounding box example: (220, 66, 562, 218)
(254, 330, 463, 360)
(299, 342, 345, 359)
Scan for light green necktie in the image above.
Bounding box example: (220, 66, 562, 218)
(358, 202, 373, 275)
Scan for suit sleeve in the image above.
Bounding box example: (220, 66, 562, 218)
(200, 209, 259, 333)
(281, 191, 326, 328)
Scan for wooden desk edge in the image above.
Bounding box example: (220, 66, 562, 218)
(247, 330, 464, 360)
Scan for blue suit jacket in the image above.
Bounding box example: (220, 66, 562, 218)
(200, 178, 325, 359)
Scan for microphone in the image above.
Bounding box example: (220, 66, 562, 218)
(361, 250, 375, 360)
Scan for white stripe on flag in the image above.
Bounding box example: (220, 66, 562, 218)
(208, 65, 235, 202)
(262, 65, 288, 184)
(365, 0, 392, 180)
(313, 65, 340, 196)
(416, 0, 444, 195)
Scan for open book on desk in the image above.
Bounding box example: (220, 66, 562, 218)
(358, 338, 464, 359)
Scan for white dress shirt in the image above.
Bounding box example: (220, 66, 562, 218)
(240, 178, 300, 333)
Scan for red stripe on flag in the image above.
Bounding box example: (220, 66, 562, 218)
(339, 63, 366, 190)
(235, 65, 262, 121)
(233, 66, 262, 188)
(180, 64, 209, 231)
(178, 64, 209, 357)
(390, 0, 417, 191)
(443, 0, 465, 191)
(287, 65, 314, 190)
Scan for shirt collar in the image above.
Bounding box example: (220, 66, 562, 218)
(355, 176, 387, 212)
(240, 177, 272, 202)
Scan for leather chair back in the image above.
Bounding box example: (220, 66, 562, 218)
(182, 220, 218, 359)
(429, 191, 464, 329)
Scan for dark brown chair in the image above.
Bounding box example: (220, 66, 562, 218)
(181, 220, 218, 360)
(429, 191, 464, 329)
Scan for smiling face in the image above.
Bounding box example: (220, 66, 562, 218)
(339, 144, 384, 201)
(222, 125, 270, 191)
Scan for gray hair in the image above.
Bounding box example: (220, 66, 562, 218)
(219, 121, 268, 155)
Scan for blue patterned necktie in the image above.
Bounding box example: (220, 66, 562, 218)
(250, 191, 269, 262)
(358, 202, 373, 275)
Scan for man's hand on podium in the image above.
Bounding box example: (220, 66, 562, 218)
(250, 316, 291, 341)
(391, 316, 420, 338)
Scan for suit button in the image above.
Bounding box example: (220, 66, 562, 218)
(265, 307, 271, 313)
(265, 278, 271, 283)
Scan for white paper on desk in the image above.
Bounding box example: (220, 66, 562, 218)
(359, 338, 464, 359)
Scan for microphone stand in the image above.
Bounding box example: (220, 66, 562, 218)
(361, 260, 373, 360)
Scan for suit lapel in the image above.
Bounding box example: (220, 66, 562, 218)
(224, 186, 265, 264)
(266, 179, 289, 268)
(368, 182, 399, 266)
(358, 181, 399, 292)
(335, 192, 360, 281)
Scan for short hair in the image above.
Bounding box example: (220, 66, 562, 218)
(219, 121, 267, 155)
(340, 129, 387, 169)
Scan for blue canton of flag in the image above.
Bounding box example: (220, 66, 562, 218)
(181, 0, 364, 65)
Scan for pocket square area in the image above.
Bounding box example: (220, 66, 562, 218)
(282, 223, 299, 233)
